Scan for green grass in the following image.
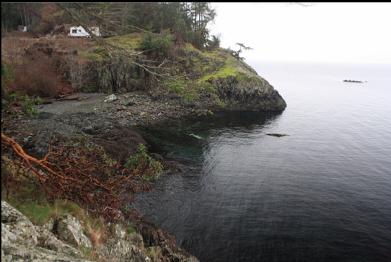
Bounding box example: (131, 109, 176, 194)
(9, 199, 85, 225)
(79, 47, 108, 61)
(106, 33, 143, 50)
(199, 56, 240, 82)
(15, 202, 54, 225)
(79, 34, 142, 61)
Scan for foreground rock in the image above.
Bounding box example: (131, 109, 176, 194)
(55, 215, 93, 249)
(1, 201, 87, 261)
(1, 201, 198, 262)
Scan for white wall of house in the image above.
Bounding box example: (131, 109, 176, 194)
(18, 25, 27, 32)
(68, 26, 101, 37)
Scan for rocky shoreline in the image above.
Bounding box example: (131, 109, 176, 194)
(1, 88, 284, 261)
(1, 92, 204, 261)
(2, 34, 286, 261)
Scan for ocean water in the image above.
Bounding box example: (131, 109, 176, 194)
(133, 62, 391, 262)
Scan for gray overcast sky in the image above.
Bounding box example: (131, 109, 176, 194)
(209, 3, 391, 64)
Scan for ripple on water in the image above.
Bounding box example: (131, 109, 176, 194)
(133, 63, 391, 262)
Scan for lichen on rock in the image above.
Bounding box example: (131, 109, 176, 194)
(1, 201, 87, 261)
(1, 200, 199, 262)
(55, 214, 93, 249)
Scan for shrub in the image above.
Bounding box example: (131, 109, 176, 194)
(125, 144, 163, 182)
(20, 95, 43, 116)
(166, 76, 186, 94)
(8, 58, 68, 98)
(1, 90, 42, 116)
(139, 30, 173, 58)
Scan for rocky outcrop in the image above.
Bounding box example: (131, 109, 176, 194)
(1, 201, 87, 261)
(2, 35, 286, 113)
(54, 215, 93, 249)
(212, 75, 286, 111)
(1, 201, 198, 262)
(176, 44, 287, 112)
(100, 224, 149, 261)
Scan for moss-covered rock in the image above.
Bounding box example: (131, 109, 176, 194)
(199, 50, 286, 111)
(75, 34, 286, 111)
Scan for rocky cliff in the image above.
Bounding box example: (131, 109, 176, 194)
(2, 34, 286, 113)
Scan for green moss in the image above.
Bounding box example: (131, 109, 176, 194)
(199, 56, 240, 82)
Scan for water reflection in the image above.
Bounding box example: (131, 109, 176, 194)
(139, 111, 283, 162)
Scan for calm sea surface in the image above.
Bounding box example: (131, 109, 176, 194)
(133, 62, 391, 262)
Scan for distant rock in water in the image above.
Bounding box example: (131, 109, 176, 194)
(266, 133, 289, 137)
(343, 79, 366, 83)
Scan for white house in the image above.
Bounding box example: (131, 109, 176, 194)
(68, 26, 101, 37)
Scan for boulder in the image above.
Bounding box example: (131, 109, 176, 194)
(1, 201, 39, 247)
(1, 201, 88, 261)
(104, 94, 118, 103)
(100, 224, 149, 262)
(55, 215, 92, 249)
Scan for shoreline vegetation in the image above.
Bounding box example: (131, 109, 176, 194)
(1, 2, 286, 261)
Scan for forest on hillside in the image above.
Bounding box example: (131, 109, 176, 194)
(1, 2, 219, 49)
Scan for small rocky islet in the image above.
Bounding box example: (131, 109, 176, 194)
(343, 79, 366, 83)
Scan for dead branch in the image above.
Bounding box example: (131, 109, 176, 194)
(1, 133, 151, 222)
